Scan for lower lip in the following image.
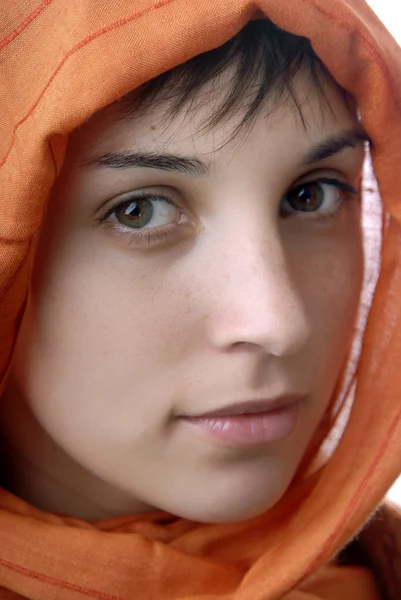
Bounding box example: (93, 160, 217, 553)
(181, 401, 301, 447)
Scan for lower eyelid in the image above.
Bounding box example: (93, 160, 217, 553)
(96, 214, 190, 247)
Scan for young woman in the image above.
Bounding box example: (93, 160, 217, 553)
(0, 1, 400, 598)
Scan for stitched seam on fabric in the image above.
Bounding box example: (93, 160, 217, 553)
(0, 0, 178, 168)
(0, 557, 124, 600)
(301, 407, 401, 581)
(0, 0, 54, 51)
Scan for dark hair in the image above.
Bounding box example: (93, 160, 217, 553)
(120, 19, 352, 140)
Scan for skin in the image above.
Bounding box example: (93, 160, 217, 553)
(0, 70, 365, 523)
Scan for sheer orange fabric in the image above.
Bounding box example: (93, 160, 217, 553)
(0, 1, 400, 598)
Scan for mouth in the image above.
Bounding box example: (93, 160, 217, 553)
(180, 394, 305, 447)
(190, 394, 305, 418)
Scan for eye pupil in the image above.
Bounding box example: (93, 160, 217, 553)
(287, 183, 323, 212)
(299, 188, 312, 203)
(128, 203, 141, 218)
(117, 198, 154, 228)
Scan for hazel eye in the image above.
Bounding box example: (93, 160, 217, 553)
(281, 179, 357, 217)
(286, 182, 328, 212)
(113, 196, 181, 229)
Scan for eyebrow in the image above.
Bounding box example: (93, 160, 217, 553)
(303, 129, 371, 165)
(82, 128, 371, 174)
(81, 151, 208, 176)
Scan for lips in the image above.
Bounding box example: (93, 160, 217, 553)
(179, 394, 305, 447)
(185, 394, 305, 419)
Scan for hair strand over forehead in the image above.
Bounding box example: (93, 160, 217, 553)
(119, 19, 352, 138)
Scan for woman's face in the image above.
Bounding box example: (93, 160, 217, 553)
(8, 72, 364, 523)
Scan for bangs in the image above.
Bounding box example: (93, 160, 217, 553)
(119, 19, 353, 140)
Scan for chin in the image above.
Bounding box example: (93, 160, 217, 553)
(184, 502, 274, 525)
(171, 489, 285, 524)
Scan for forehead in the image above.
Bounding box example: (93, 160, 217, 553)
(69, 71, 358, 166)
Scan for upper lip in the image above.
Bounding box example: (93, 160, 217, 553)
(184, 394, 305, 418)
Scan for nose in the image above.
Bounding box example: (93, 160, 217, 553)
(205, 226, 312, 358)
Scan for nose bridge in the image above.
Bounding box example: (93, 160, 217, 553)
(207, 223, 312, 357)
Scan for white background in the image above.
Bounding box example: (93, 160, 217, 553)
(367, 0, 401, 43)
(366, 0, 401, 505)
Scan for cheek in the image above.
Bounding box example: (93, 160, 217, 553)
(14, 197, 363, 449)
(14, 224, 198, 441)
(290, 214, 363, 391)
(318, 241, 362, 342)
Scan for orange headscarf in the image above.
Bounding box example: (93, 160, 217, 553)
(0, 1, 400, 598)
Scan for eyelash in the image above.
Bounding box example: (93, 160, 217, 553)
(282, 177, 358, 220)
(93, 192, 182, 246)
(93, 178, 358, 246)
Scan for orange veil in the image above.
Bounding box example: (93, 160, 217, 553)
(0, 1, 400, 598)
